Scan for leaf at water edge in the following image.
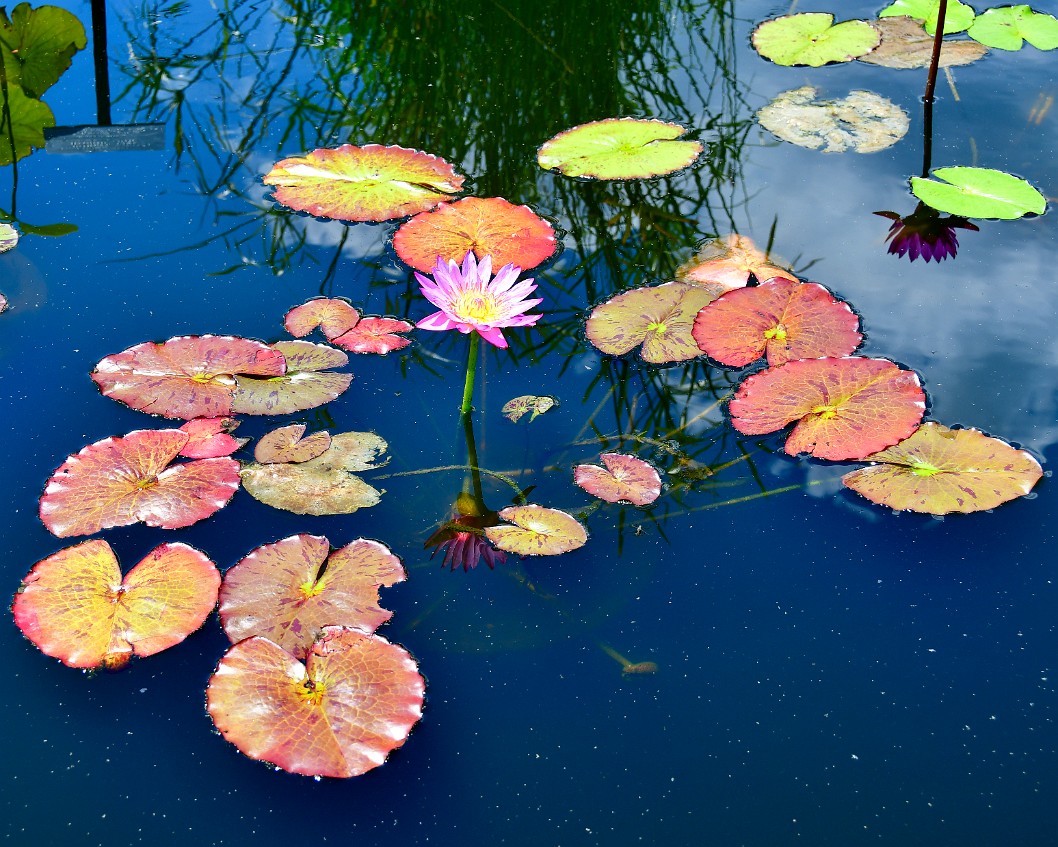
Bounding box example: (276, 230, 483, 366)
(485, 505, 588, 556)
(284, 298, 361, 340)
(911, 167, 1047, 219)
(219, 535, 405, 659)
(332, 317, 413, 354)
(39, 429, 241, 537)
(967, 6, 1058, 50)
(751, 14, 880, 66)
(254, 424, 331, 464)
(206, 626, 424, 778)
(841, 422, 1043, 514)
(13, 539, 219, 669)
(574, 453, 662, 506)
(231, 340, 352, 415)
(537, 118, 702, 180)
(728, 357, 926, 461)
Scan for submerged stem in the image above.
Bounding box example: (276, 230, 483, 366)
(460, 332, 480, 416)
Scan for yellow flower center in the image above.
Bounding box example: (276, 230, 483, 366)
(455, 292, 499, 323)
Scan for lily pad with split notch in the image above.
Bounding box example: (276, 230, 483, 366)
(231, 340, 352, 416)
(751, 13, 881, 66)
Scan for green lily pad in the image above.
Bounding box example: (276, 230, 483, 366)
(879, 0, 976, 35)
(537, 118, 702, 180)
(967, 6, 1058, 51)
(751, 14, 881, 67)
(0, 3, 87, 98)
(0, 83, 54, 165)
(911, 167, 1047, 219)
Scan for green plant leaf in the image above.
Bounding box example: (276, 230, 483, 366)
(967, 6, 1058, 51)
(911, 167, 1047, 219)
(0, 83, 54, 165)
(751, 14, 880, 67)
(537, 118, 702, 180)
(0, 2, 87, 97)
(879, 0, 975, 35)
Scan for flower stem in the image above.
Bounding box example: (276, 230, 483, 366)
(460, 332, 480, 416)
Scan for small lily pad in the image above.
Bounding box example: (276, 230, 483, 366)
(574, 453, 662, 506)
(677, 233, 797, 294)
(502, 395, 556, 423)
(879, 0, 976, 35)
(331, 317, 413, 354)
(911, 167, 1047, 219)
(485, 505, 588, 556)
(967, 6, 1058, 50)
(0, 222, 18, 252)
(537, 118, 702, 180)
(253, 424, 332, 464)
(178, 417, 247, 458)
(758, 87, 909, 154)
(284, 298, 361, 340)
(752, 13, 881, 66)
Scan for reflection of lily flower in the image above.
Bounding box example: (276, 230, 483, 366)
(425, 513, 507, 572)
(875, 204, 979, 262)
(414, 251, 542, 348)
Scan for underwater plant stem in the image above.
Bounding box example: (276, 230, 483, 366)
(460, 333, 480, 416)
(462, 412, 486, 506)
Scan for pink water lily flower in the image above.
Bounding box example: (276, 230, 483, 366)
(414, 251, 542, 349)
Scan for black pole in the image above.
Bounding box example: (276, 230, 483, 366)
(91, 0, 111, 125)
(921, 0, 948, 176)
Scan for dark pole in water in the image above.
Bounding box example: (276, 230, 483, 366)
(91, 0, 111, 126)
(920, 0, 947, 176)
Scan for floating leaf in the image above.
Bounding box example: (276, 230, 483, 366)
(751, 14, 881, 66)
(262, 143, 464, 222)
(39, 429, 241, 537)
(284, 298, 360, 340)
(240, 431, 386, 515)
(842, 422, 1043, 514)
(585, 281, 717, 364)
(219, 535, 405, 660)
(728, 357, 926, 461)
(911, 166, 1047, 220)
(207, 626, 424, 778)
(485, 504, 588, 556)
(231, 340, 352, 415)
(757, 87, 909, 154)
(0, 222, 18, 252)
(537, 118, 702, 180)
(91, 335, 286, 420)
(0, 83, 54, 165)
(502, 395, 557, 423)
(574, 453, 662, 506)
(13, 539, 219, 669)
(178, 417, 247, 458)
(859, 17, 988, 68)
(0, 3, 87, 97)
(393, 196, 557, 272)
(254, 424, 332, 464)
(332, 317, 413, 354)
(879, 0, 976, 35)
(692, 277, 862, 368)
(967, 6, 1058, 50)
(677, 233, 797, 294)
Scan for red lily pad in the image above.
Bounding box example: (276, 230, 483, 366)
(206, 626, 424, 778)
(39, 429, 241, 537)
(392, 196, 557, 273)
(485, 504, 588, 556)
(254, 424, 332, 464)
(585, 281, 717, 364)
(728, 357, 926, 460)
(91, 335, 286, 420)
(231, 340, 352, 415)
(13, 539, 220, 669)
(677, 234, 798, 294)
(692, 277, 862, 367)
(574, 453, 662, 506)
(537, 118, 703, 180)
(178, 417, 247, 458)
(332, 317, 413, 354)
(284, 298, 361, 340)
(219, 534, 406, 660)
(842, 422, 1043, 514)
(262, 143, 464, 223)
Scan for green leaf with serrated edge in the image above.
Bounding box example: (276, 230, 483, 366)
(752, 14, 880, 67)
(879, 0, 975, 35)
(911, 167, 1046, 219)
(967, 6, 1058, 51)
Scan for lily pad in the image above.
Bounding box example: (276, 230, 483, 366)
(911, 167, 1047, 219)
(0, 82, 55, 165)
(967, 6, 1058, 50)
(842, 422, 1043, 514)
(537, 118, 703, 180)
(240, 431, 387, 515)
(692, 277, 862, 368)
(393, 196, 557, 272)
(574, 453, 662, 506)
(206, 626, 424, 778)
(284, 298, 361, 340)
(231, 340, 352, 415)
(254, 424, 332, 464)
(13, 539, 220, 670)
(879, 0, 976, 35)
(751, 14, 881, 66)
(177, 417, 246, 459)
(0, 222, 17, 252)
(757, 87, 909, 154)
(219, 535, 406, 660)
(262, 143, 464, 223)
(677, 233, 797, 295)
(485, 504, 588, 556)
(91, 335, 287, 420)
(728, 357, 926, 461)
(859, 17, 989, 68)
(502, 395, 556, 423)
(0, 2, 87, 97)
(585, 281, 717, 364)
(331, 317, 413, 354)
(39, 429, 241, 537)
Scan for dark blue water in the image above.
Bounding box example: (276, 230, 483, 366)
(3, 1, 1056, 844)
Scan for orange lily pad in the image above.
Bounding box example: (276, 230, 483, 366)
(219, 534, 406, 659)
(392, 196, 557, 273)
(284, 298, 361, 340)
(842, 422, 1043, 514)
(231, 340, 352, 415)
(728, 357, 926, 460)
(677, 234, 798, 295)
(331, 317, 413, 354)
(574, 453, 662, 506)
(39, 429, 241, 537)
(692, 277, 862, 367)
(253, 424, 331, 464)
(485, 504, 588, 556)
(13, 539, 220, 670)
(177, 417, 247, 458)
(263, 143, 464, 223)
(206, 626, 424, 778)
(585, 281, 717, 364)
